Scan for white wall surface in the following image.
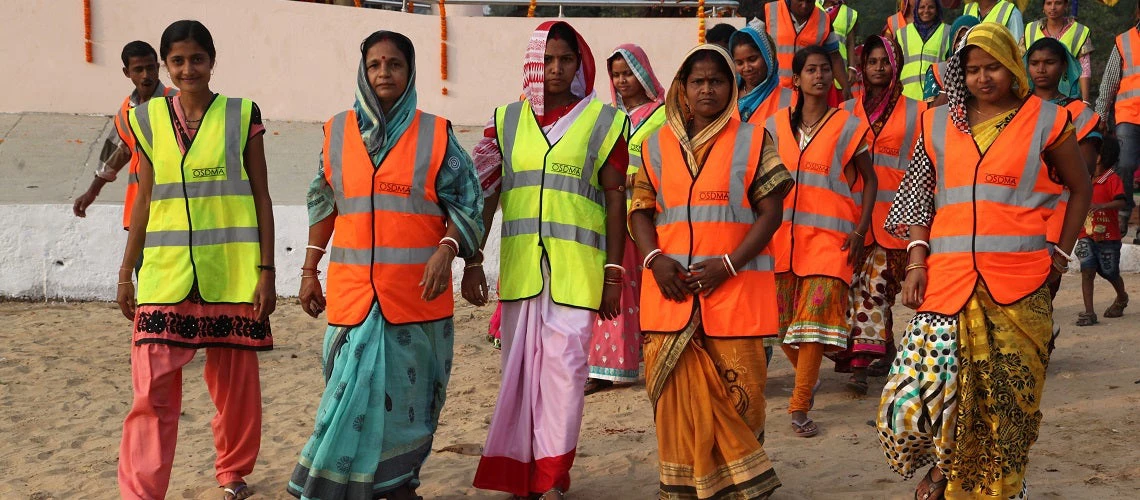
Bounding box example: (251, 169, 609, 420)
(0, 204, 502, 300)
(0, 0, 737, 124)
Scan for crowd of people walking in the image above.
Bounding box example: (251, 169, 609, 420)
(74, 0, 1140, 498)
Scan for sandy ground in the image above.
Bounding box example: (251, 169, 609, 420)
(2, 277, 1140, 500)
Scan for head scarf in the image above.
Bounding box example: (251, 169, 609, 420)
(860, 35, 904, 132)
(523, 21, 596, 122)
(1024, 37, 1082, 102)
(729, 26, 779, 123)
(946, 15, 980, 58)
(912, 0, 944, 41)
(354, 31, 417, 165)
(945, 23, 1029, 134)
(607, 44, 665, 126)
(822, 0, 846, 22)
(666, 44, 740, 172)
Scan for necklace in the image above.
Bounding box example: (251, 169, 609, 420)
(799, 111, 827, 135)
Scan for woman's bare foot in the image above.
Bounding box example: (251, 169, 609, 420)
(915, 466, 947, 500)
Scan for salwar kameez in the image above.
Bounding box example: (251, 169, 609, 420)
(834, 244, 908, 372)
(587, 236, 643, 383)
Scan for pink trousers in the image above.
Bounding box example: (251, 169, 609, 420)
(118, 344, 261, 499)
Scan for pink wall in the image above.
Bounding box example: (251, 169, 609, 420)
(1, 0, 740, 124)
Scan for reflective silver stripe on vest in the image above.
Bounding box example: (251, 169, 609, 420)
(1119, 88, 1140, 101)
(664, 253, 773, 272)
(224, 98, 243, 180)
(854, 188, 898, 207)
(933, 103, 1060, 210)
(498, 102, 523, 182)
(931, 234, 1047, 254)
(499, 102, 614, 205)
(1059, 189, 1071, 203)
(782, 208, 855, 233)
(1121, 33, 1139, 78)
(657, 204, 751, 226)
(645, 133, 666, 210)
(931, 107, 949, 196)
(992, 2, 1012, 24)
(873, 98, 921, 172)
(727, 123, 758, 222)
(327, 111, 443, 217)
(1073, 106, 1098, 138)
(502, 217, 606, 251)
(134, 98, 154, 147)
(328, 112, 348, 205)
(152, 180, 253, 201)
(330, 246, 437, 266)
(145, 227, 260, 248)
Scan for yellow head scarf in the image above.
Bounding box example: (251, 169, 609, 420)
(958, 22, 1029, 99)
(665, 44, 739, 174)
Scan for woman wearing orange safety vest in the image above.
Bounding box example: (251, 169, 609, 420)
(764, 45, 875, 438)
(289, 31, 484, 500)
(763, 0, 851, 96)
(877, 24, 1091, 499)
(630, 43, 789, 499)
(116, 21, 275, 500)
(731, 25, 797, 127)
(836, 35, 927, 394)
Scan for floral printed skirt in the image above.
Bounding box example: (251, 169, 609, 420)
(133, 286, 272, 350)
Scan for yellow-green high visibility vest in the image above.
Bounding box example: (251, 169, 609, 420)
(897, 23, 951, 101)
(1024, 20, 1090, 59)
(129, 94, 260, 305)
(964, 1, 1015, 27)
(627, 104, 667, 176)
(495, 99, 626, 310)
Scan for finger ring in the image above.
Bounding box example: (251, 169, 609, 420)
(697, 280, 703, 289)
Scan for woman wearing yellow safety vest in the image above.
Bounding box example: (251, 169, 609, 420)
(963, 0, 1025, 42)
(465, 21, 628, 499)
(116, 20, 274, 500)
(581, 43, 667, 395)
(1023, 0, 1095, 104)
(895, 0, 950, 101)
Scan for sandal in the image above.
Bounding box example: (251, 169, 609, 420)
(222, 483, 252, 500)
(791, 414, 819, 438)
(867, 358, 891, 377)
(846, 375, 868, 396)
(1104, 295, 1129, 318)
(914, 466, 947, 500)
(1076, 312, 1098, 327)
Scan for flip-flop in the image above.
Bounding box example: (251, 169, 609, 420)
(1104, 296, 1129, 318)
(846, 376, 868, 395)
(791, 416, 819, 438)
(867, 358, 891, 377)
(222, 483, 251, 500)
(584, 379, 613, 396)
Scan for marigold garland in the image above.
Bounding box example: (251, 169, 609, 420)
(527, 0, 537, 17)
(354, 0, 362, 6)
(697, 0, 706, 44)
(83, 0, 93, 63)
(440, 0, 448, 94)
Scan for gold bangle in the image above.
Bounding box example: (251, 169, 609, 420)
(117, 281, 132, 286)
(905, 263, 928, 272)
(464, 262, 483, 270)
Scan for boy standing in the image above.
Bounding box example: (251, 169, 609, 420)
(1075, 138, 1130, 327)
(72, 41, 176, 230)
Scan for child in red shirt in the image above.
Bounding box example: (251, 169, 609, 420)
(1075, 138, 1129, 326)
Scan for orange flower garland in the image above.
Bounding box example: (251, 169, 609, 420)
(440, 0, 449, 95)
(527, 0, 537, 18)
(697, 0, 706, 44)
(83, 0, 93, 63)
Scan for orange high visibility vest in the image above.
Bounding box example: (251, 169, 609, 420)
(921, 97, 1069, 315)
(842, 94, 926, 249)
(116, 87, 177, 229)
(885, 12, 908, 39)
(745, 87, 797, 125)
(765, 107, 869, 283)
(765, 1, 832, 89)
(1114, 28, 1140, 125)
(1046, 100, 1101, 244)
(638, 119, 779, 337)
(322, 110, 452, 326)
